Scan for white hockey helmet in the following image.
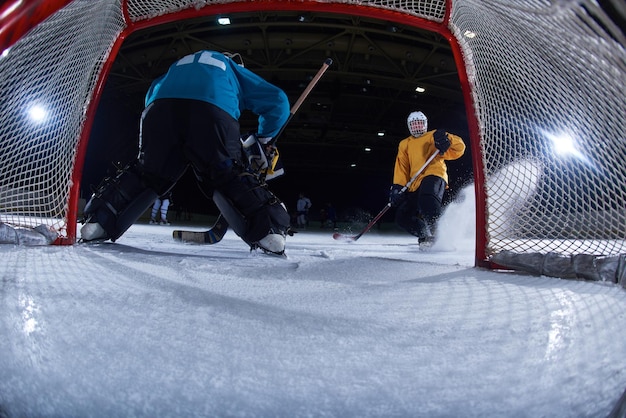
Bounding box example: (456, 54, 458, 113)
(407, 111, 428, 137)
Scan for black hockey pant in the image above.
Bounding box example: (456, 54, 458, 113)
(394, 175, 446, 239)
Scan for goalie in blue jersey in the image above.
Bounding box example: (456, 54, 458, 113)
(81, 50, 291, 254)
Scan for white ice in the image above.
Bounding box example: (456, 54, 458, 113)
(1, 191, 625, 417)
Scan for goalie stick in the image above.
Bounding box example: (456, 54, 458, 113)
(333, 150, 440, 242)
(268, 57, 333, 146)
(173, 58, 333, 244)
(172, 214, 229, 244)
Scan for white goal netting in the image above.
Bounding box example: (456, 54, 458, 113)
(0, 0, 624, 266)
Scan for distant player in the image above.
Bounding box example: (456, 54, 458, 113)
(296, 193, 312, 229)
(81, 50, 291, 254)
(150, 191, 172, 225)
(389, 111, 466, 246)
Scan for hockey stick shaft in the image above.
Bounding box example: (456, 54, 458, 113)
(397, 149, 440, 194)
(269, 58, 333, 145)
(334, 150, 440, 242)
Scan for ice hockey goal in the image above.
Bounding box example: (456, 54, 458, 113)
(0, 0, 624, 268)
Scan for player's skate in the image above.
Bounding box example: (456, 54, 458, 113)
(253, 230, 287, 256)
(80, 220, 108, 241)
(80, 162, 158, 242)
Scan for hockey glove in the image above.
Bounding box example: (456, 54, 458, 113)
(241, 134, 270, 172)
(389, 184, 406, 207)
(433, 130, 451, 153)
(264, 148, 285, 181)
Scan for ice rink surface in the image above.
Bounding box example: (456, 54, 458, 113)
(1, 220, 625, 417)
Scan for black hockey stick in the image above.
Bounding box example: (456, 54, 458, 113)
(173, 58, 333, 244)
(333, 150, 440, 242)
(172, 214, 229, 244)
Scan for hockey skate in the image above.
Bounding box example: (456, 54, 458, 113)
(418, 235, 435, 251)
(252, 232, 287, 256)
(80, 221, 108, 241)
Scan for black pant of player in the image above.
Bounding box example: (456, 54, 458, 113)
(139, 98, 244, 190)
(394, 175, 446, 240)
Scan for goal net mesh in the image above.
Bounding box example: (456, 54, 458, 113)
(450, 1, 626, 260)
(0, 0, 624, 263)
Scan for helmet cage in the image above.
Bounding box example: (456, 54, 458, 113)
(407, 111, 428, 136)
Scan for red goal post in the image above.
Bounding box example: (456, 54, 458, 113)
(0, 0, 624, 270)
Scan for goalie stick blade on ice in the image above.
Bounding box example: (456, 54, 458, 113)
(172, 216, 229, 244)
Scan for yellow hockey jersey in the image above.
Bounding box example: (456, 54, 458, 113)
(393, 130, 466, 192)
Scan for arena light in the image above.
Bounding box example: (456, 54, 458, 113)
(464, 30, 476, 38)
(415, 86, 426, 93)
(1, 0, 22, 20)
(298, 13, 312, 23)
(27, 104, 47, 123)
(544, 130, 588, 163)
(217, 17, 231, 25)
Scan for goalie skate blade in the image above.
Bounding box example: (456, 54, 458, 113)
(250, 246, 287, 258)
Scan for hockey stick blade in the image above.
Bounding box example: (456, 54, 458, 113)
(332, 232, 357, 242)
(172, 216, 229, 244)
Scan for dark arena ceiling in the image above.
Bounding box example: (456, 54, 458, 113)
(90, 10, 474, 213)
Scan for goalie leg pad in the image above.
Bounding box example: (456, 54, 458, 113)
(213, 173, 290, 246)
(212, 190, 247, 239)
(83, 167, 159, 241)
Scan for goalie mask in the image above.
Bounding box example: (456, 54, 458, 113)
(223, 52, 245, 67)
(407, 111, 428, 137)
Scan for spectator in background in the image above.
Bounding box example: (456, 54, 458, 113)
(325, 202, 337, 230)
(150, 191, 172, 225)
(296, 193, 312, 229)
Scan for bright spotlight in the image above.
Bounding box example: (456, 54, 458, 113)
(463, 30, 476, 39)
(544, 130, 588, 162)
(28, 105, 47, 122)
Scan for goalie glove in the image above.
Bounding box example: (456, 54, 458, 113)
(241, 134, 285, 180)
(241, 133, 272, 172)
(264, 147, 285, 181)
